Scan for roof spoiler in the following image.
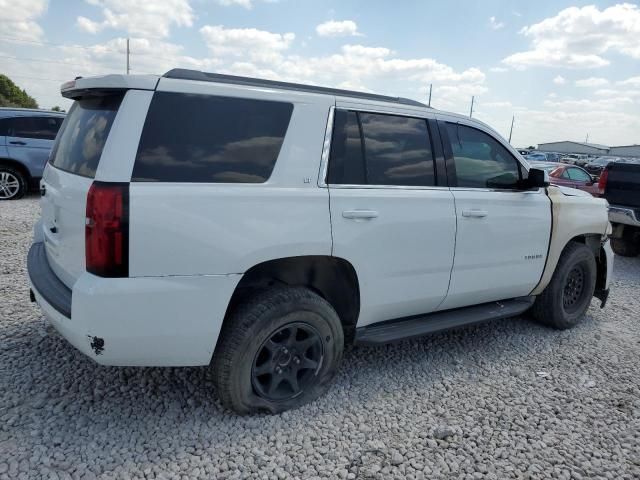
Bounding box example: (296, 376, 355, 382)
(61, 74, 159, 99)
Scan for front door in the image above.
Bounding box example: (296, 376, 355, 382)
(437, 119, 551, 310)
(326, 107, 457, 327)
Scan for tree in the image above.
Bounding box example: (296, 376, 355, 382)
(51, 106, 64, 112)
(0, 74, 38, 108)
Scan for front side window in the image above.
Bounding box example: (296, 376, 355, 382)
(567, 167, 591, 182)
(133, 92, 293, 183)
(446, 123, 521, 189)
(328, 110, 435, 187)
(7, 116, 63, 140)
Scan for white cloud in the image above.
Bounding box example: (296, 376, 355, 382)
(618, 76, 640, 87)
(503, 3, 640, 69)
(200, 25, 294, 63)
(316, 20, 361, 37)
(489, 67, 508, 73)
(217, 0, 252, 8)
(0, 0, 47, 41)
(553, 75, 566, 85)
(76, 0, 194, 38)
(575, 77, 609, 87)
(489, 16, 504, 30)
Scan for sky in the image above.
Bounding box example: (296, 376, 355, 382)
(1, 0, 639, 148)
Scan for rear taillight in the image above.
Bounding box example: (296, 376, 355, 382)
(85, 182, 129, 277)
(598, 168, 609, 196)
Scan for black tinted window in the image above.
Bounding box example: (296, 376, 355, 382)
(327, 110, 365, 184)
(7, 116, 62, 140)
(328, 110, 435, 187)
(132, 92, 293, 183)
(51, 95, 122, 178)
(446, 123, 520, 189)
(360, 113, 434, 186)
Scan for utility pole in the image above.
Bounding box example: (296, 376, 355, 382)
(126, 38, 130, 75)
(508, 115, 515, 143)
(469, 96, 475, 118)
(428, 83, 432, 107)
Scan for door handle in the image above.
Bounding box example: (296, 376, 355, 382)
(461, 209, 488, 218)
(342, 210, 379, 220)
(9, 141, 26, 145)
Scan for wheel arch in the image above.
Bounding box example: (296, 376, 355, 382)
(222, 255, 361, 343)
(0, 157, 32, 181)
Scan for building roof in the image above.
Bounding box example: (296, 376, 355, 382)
(538, 140, 609, 150)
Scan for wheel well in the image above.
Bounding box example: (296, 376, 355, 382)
(225, 256, 360, 343)
(568, 234, 606, 291)
(0, 158, 32, 182)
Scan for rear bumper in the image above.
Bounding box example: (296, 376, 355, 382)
(27, 242, 242, 366)
(608, 205, 640, 228)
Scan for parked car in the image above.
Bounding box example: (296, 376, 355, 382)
(584, 157, 618, 176)
(525, 152, 551, 162)
(28, 70, 613, 414)
(599, 162, 640, 257)
(561, 154, 590, 167)
(0, 108, 65, 200)
(530, 162, 599, 196)
(517, 149, 532, 156)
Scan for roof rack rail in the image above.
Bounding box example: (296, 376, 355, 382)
(162, 69, 427, 108)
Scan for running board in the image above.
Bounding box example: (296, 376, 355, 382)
(355, 297, 535, 346)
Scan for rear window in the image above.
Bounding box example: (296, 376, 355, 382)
(50, 94, 123, 178)
(132, 92, 293, 183)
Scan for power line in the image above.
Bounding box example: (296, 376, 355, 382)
(0, 54, 121, 70)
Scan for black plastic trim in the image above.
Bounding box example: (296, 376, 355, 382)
(27, 242, 72, 318)
(355, 296, 535, 345)
(163, 69, 427, 108)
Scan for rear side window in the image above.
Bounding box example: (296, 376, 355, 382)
(50, 94, 123, 178)
(446, 123, 521, 189)
(5, 116, 63, 140)
(132, 92, 293, 183)
(328, 110, 435, 187)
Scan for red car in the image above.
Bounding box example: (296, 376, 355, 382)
(529, 162, 600, 196)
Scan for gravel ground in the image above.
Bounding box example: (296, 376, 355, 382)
(1, 196, 639, 480)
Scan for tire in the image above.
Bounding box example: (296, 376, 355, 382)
(531, 242, 597, 329)
(610, 230, 640, 257)
(212, 286, 344, 414)
(0, 166, 26, 200)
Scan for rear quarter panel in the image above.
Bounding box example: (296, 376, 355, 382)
(128, 80, 334, 276)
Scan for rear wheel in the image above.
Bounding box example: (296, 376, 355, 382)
(610, 228, 640, 257)
(0, 167, 26, 200)
(212, 286, 344, 414)
(531, 242, 597, 329)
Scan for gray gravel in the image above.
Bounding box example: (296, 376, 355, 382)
(1, 196, 639, 480)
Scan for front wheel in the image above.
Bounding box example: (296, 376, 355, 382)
(212, 286, 344, 414)
(531, 242, 597, 329)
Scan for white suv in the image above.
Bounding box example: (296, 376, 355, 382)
(28, 69, 613, 414)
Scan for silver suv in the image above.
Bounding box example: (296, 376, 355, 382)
(0, 108, 65, 199)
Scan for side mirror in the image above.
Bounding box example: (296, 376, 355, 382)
(525, 168, 550, 189)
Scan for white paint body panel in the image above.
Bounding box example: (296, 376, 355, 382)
(29, 271, 240, 366)
(439, 189, 551, 310)
(329, 187, 457, 327)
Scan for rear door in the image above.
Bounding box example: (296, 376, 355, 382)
(327, 106, 456, 327)
(5, 116, 63, 178)
(438, 119, 551, 310)
(41, 94, 123, 288)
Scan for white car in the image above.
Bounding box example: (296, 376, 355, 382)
(28, 70, 613, 414)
